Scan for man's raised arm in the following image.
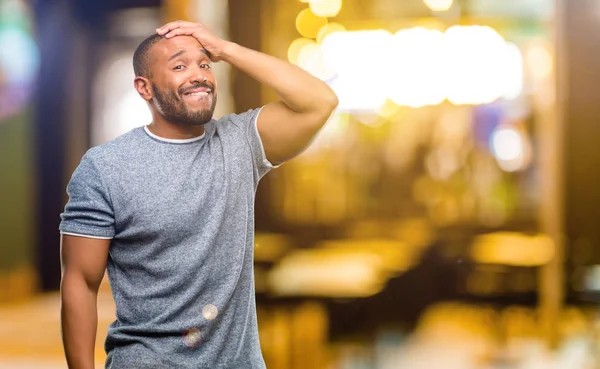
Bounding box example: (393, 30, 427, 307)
(157, 21, 339, 165)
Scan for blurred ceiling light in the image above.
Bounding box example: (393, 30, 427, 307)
(319, 25, 523, 111)
(423, 0, 453, 11)
(288, 37, 315, 65)
(316, 22, 346, 44)
(309, 0, 343, 18)
(321, 30, 392, 111)
(296, 8, 328, 39)
(471, 232, 555, 267)
(491, 125, 530, 172)
(388, 27, 446, 108)
(502, 42, 524, 100)
(444, 25, 511, 105)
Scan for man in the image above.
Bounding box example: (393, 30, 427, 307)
(59, 20, 338, 369)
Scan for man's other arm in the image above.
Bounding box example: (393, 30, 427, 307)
(60, 234, 110, 369)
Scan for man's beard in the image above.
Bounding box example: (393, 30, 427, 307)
(152, 83, 217, 126)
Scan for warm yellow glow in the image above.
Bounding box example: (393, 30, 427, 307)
(321, 30, 392, 111)
(423, 0, 453, 11)
(316, 22, 346, 44)
(388, 27, 446, 107)
(526, 43, 553, 81)
(268, 249, 386, 297)
(302, 112, 349, 156)
(318, 25, 523, 111)
(297, 42, 335, 81)
(444, 25, 512, 105)
(309, 0, 342, 18)
(296, 8, 328, 39)
(287, 38, 315, 65)
(471, 232, 555, 267)
(376, 99, 400, 118)
(502, 42, 524, 100)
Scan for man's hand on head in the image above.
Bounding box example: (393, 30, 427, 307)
(156, 21, 231, 62)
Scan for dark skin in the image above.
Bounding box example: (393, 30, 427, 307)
(134, 36, 217, 140)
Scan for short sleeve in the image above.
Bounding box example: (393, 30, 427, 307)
(59, 149, 115, 239)
(231, 107, 281, 180)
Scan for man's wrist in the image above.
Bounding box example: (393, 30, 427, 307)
(220, 41, 239, 62)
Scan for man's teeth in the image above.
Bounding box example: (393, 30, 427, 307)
(188, 91, 209, 97)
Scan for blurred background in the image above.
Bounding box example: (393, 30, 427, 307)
(1, 0, 600, 368)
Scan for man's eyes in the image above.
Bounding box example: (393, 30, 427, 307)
(173, 63, 211, 70)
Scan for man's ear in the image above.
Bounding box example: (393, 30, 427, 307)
(134, 77, 153, 101)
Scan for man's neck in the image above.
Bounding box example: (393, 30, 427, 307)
(147, 116, 206, 140)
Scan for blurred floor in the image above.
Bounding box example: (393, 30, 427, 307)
(0, 289, 115, 369)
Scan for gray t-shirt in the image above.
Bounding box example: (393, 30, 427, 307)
(60, 108, 275, 369)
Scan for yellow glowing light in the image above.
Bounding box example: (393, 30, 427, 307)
(297, 42, 336, 81)
(321, 30, 392, 111)
(288, 38, 315, 65)
(444, 25, 511, 105)
(502, 42, 524, 100)
(388, 27, 446, 107)
(316, 22, 346, 44)
(309, 0, 343, 18)
(268, 250, 386, 297)
(471, 233, 555, 267)
(376, 99, 400, 118)
(423, 0, 453, 11)
(526, 43, 553, 81)
(296, 8, 328, 39)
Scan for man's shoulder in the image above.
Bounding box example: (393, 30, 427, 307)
(215, 108, 262, 129)
(81, 128, 144, 168)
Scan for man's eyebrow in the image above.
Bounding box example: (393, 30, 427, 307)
(168, 48, 210, 62)
(168, 50, 186, 62)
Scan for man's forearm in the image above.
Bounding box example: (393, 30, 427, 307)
(61, 277, 99, 369)
(221, 42, 338, 113)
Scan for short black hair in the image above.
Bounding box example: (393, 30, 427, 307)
(133, 33, 164, 77)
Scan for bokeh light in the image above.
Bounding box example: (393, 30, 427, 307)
(444, 25, 511, 105)
(321, 30, 392, 111)
(296, 8, 328, 39)
(316, 22, 346, 44)
(490, 125, 531, 172)
(423, 0, 454, 11)
(288, 37, 315, 65)
(309, 0, 343, 18)
(387, 27, 446, 107)
(0, 0, 39, 121)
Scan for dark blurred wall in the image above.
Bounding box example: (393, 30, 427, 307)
(562, 1, 600, 273)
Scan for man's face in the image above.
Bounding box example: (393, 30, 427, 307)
(147, 36, 217, 126)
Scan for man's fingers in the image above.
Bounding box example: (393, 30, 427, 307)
(164, 27, 197, 38)
(157, 21, 198, 35)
